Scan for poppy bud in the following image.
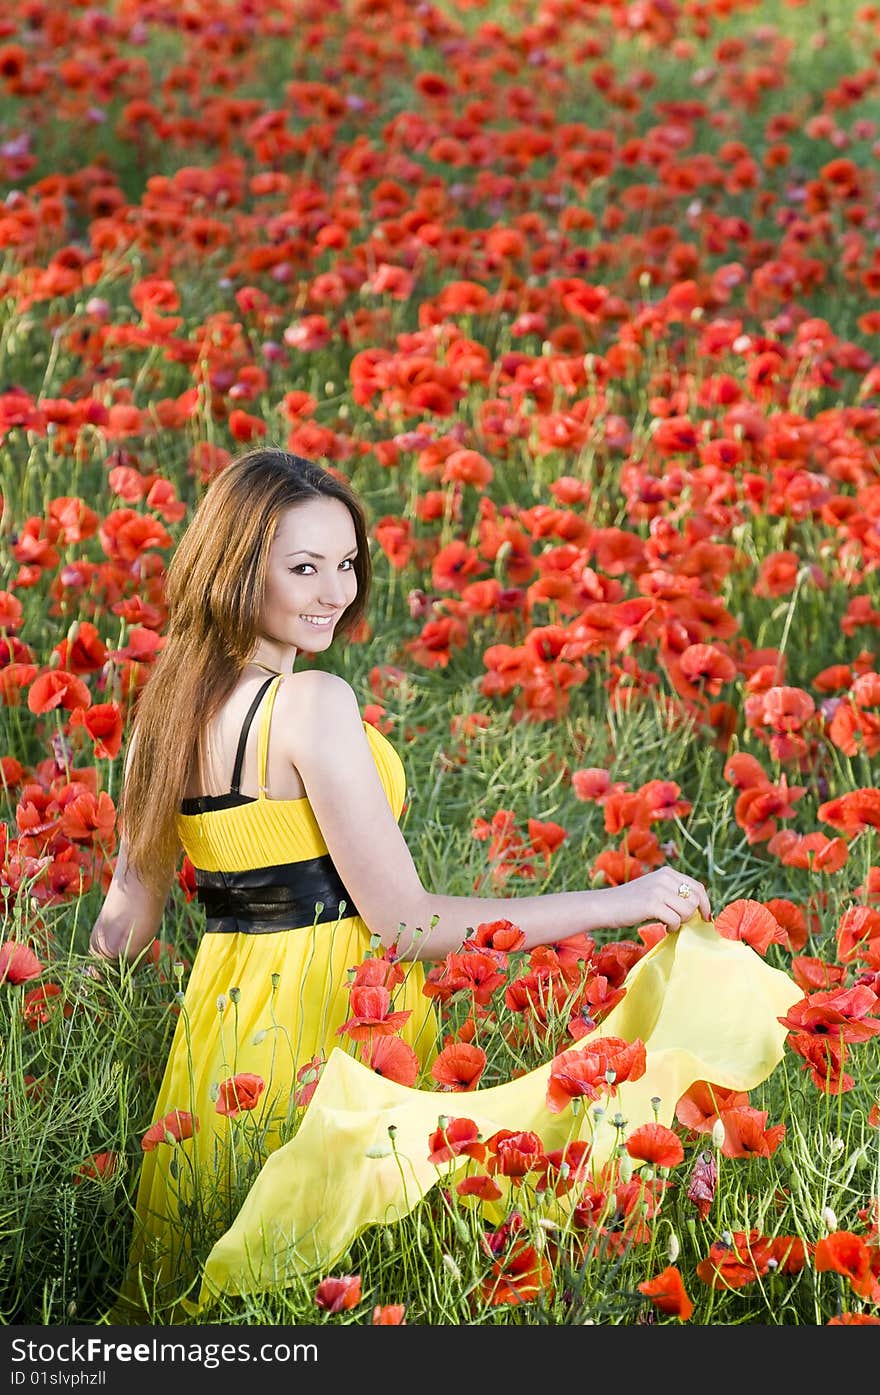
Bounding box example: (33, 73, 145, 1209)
(216, 995, 227, 1013)
(821, 1206, 838, 1233)
(441, 1254, 461, 1282)
(711, 1117, 726, 1149)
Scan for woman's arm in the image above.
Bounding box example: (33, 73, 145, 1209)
(89, 835, 174, 964)
(408, 871, 710, 960)
(286, 673, 711, 963)
(88, 732, 173, 964)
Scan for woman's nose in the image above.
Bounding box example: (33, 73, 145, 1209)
(322, 574, 354, 605)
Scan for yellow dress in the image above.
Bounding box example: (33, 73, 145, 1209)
(113, 674, 439, 1320)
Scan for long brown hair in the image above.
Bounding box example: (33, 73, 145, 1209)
(119, 448, 373, 898)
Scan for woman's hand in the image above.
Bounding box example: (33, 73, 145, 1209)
(89, 924, 119, 966)
(602, 868, 712, 933)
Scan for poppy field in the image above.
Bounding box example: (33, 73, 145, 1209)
(2, 0, 880, 1328)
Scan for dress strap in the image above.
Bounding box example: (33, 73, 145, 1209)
(255, 674, 284, 799)
(229, 676, 277, 795)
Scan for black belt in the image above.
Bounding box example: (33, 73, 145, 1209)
(197, 854, 360, 935)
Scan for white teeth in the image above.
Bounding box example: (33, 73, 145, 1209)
(302, 615, 333, 626)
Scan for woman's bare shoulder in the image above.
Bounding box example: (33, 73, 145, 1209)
(279, 668, 355, 703)
(275, 669, 360, 752)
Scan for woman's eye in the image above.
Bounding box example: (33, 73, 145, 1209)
(289, 559, 355, 575)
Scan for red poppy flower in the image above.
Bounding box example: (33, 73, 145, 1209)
(791, 956, 846, 993)
(625, 1123, 684, 1169)
(714, 899, 786, 956)
(675, 1080, 750, 1135)
(423, 948, 508, 1007)
(456, 1173, 503, 1202)
(715, 1106, 785, 1159)
(141, 1110, 199, 1152)
(372, 1304, 406, 1324)
(73, 1151, 119, 1183)
(787, 1032, 853, 1094)
(294, 1054, 325, 1109)
(696, 1230, 774, 1290)
(22, 983, 70, 1029)
(768, 1235, 807, 1274)
(545, 1048, 607, 1111)
(430, 1042, 486, 1091)
(0, 940, 43, 984)
(546, 1036, 646, 1113)
(763, 897, 808, 952)
(638, 1265, 693, 1320)
(215, 1073, 266, 1118)
(480, 1240, 553, 1307)
(427, 1116, 486, 1166)
(779, 984, 880, 1043)
(336, 985, 412, 1040)
(820, 792, 880, 831)
(555, 932, 597, 980)
(471, 918, 526, 952)
(505, 968, 571, 1022)
(814, 1231, 880, 1303)
(836, 905, 880, 964)
(314, 1274, 361, 1313)
(364, 1034, 419, 1087)
(686, 1151, 718, 1220)
(350, 954, 405, 991)
(539, 1140, 593, 1197)
(486, 1129, 547, 1180)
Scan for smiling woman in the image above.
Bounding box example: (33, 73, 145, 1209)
(89, 447, 798, 1323)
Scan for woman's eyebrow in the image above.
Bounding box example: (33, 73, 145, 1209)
(285, 546, 359, 559)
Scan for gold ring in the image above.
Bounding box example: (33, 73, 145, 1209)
(678, 884, 691, 898)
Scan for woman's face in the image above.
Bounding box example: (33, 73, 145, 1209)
(253, 496, 360, 668)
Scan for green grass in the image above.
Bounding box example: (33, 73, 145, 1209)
(1, 0, 880, 1326)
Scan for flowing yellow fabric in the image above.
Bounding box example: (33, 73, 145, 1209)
(112, 677, 438, 1321)
(186, 911, 802, 1313)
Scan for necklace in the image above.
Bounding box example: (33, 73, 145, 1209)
(249, 660, 289, 676)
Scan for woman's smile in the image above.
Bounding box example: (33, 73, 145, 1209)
(300, 613, 336, 628)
